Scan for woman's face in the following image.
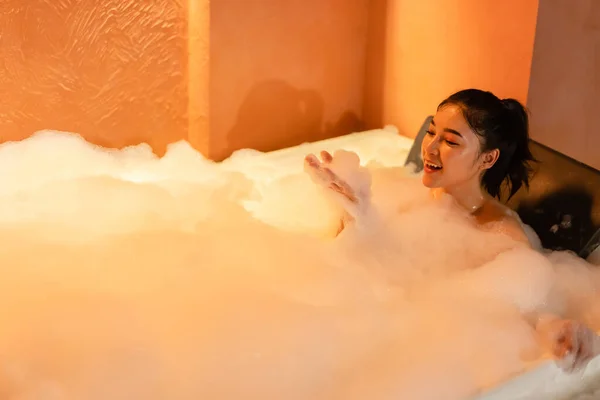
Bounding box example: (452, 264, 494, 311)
(421, 105, 490, 190)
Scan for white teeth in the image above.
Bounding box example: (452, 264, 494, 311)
(425, 161, 442, 169)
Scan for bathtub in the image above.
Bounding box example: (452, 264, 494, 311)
(474, 357, 600, 399)
(262, 126, 600, 400)
(2, 125, 599, 399)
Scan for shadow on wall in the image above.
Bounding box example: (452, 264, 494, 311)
(517, 186, 599, 254)
(219, 80, 364, 160)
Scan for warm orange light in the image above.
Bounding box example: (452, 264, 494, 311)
(0, 1, 539, 160)
(0, 0, 196, 156)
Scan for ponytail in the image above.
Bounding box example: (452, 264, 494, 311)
(491, 98, 536, 199)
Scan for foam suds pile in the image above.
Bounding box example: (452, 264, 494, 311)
(0, 129, 599, 400)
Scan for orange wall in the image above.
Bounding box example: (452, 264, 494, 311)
(0, 0, 208, 156)
(0, 1, 540, 160)
(368, 0, 539, 138)
(188, 0, 211, 156)
(209, 0, 370, 161)
(526, 0, 600, 171)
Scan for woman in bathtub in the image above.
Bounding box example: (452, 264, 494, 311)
(304, 88, 600, 373)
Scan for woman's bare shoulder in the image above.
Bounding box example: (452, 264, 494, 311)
(476, 200, 531, 245)
(494, 216, 531, 244)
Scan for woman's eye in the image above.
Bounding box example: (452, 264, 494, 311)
(426, 130, 435, 136)
(445, 140, 458, 146)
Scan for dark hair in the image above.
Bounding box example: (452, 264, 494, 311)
(437, 88, 537, 200)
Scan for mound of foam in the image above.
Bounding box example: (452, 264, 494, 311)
(0, 129, 598, 400)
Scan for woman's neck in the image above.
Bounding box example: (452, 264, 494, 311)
(434, 179, 487, 214)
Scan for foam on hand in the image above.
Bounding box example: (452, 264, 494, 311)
(0, 130, 598, 400)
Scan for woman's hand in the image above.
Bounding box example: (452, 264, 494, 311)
(536, 316, 600, 373)
(304, 151, 360, 204)
(303, 149, 375, 235)
(303, 150, 372, 222)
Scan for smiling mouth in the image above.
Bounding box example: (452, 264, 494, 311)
(424, 161, 442, 171)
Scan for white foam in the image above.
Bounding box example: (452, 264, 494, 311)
(0, 129, 598, 400)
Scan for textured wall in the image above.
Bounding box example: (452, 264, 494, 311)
(374, 0, 539, 138)
(0, 0, 191, 155)
(0, 1, 543, 160)
(527, 0, 600, 170)
(209, 0, 370, 161)
(188, 0, 210, 156)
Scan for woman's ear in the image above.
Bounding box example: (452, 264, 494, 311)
(481, 149, 500, 170)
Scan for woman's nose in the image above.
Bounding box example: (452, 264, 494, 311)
(424, 138, 439, 156)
